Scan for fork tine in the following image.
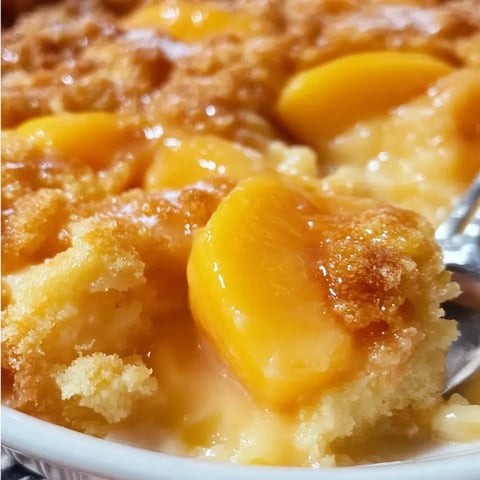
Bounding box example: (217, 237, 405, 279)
(464, 205, 480, 239)
(435, 172, 480, 241)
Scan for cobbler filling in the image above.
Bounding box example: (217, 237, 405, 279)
(2, 0, 479, 467)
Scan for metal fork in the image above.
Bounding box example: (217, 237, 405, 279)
(435, 172, 480, 395)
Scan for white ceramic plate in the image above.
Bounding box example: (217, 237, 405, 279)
(2, 406, 480, 480)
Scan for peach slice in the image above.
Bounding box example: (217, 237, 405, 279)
(144, 134, 267, 189)
(187, 176, 354, 407)
(124, 0, 255, 41)
(276, 51, 453, 148)
(16, 112, 133, 167)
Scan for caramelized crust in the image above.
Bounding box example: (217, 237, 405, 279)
(146, 33, 292, 147)
(310, 205, 441, 332)
(285, 0, 480, 69)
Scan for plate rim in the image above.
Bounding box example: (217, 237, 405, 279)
(2, 406, 480, 480)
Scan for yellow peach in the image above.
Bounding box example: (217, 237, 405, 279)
(16, 112, 130, 167)
(187, 176, 353, 408)
(124, 0, 255, 41)
(144, 134, 267, 189)
(276, 51, 453, 148)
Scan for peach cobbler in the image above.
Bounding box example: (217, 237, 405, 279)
(2, 0, 480, 467)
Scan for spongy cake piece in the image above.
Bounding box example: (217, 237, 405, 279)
(53, 353, 157, 424)
(1, 179, 233, 430)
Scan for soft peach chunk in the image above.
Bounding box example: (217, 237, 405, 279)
(188, 176, 354, 408)
(124, 0, 257, 41)
(144, 134, 267, 189)
(16, 112, 137, 168)
(276, 51, 452, 148)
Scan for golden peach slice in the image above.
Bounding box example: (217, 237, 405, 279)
(276, 51, 453, 148)
(144, 134, 267, 189)
(124, 0, 255, 41)
(16, 112, 133, 167)
(187, 176, 354, 408)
